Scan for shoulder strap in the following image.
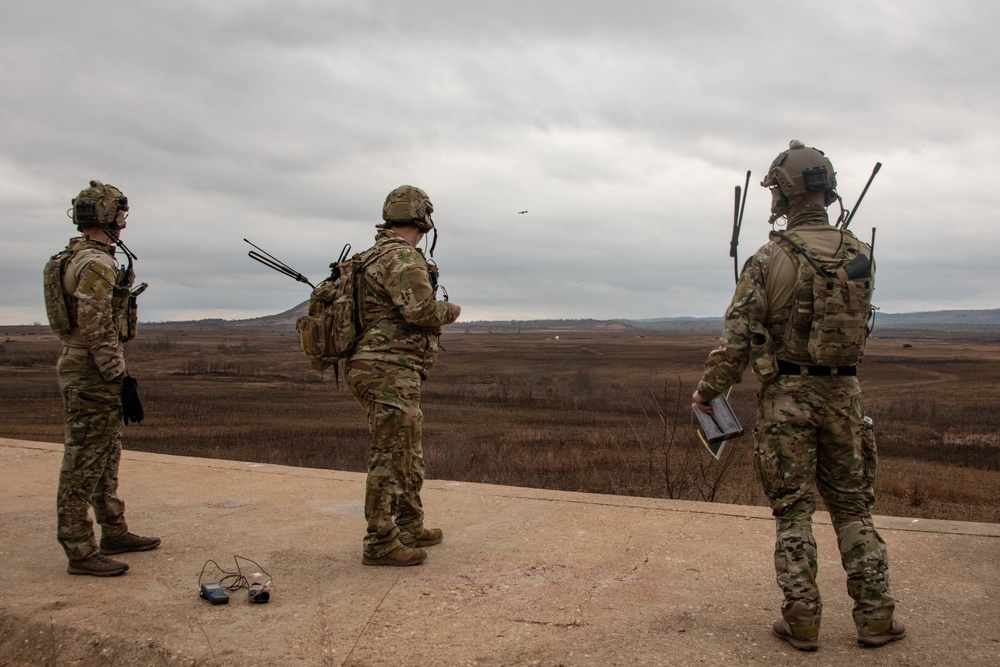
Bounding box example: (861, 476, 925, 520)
(352, 244, 401, 332)
(773, 229, 872, 283)
(770, 230, 836, 279)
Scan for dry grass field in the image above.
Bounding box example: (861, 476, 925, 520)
(2, 323, 998, 524)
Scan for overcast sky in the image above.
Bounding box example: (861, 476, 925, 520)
(2, 1, 998, 325)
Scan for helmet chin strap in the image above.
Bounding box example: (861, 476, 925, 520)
(768, 196, 789, 225)
(428, 225, 437, 258)
(833, 193, 848, 226)
(421, 213, 437, 258)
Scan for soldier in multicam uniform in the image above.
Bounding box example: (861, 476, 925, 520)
(692, 143, 905, 650)
(348, 185, 461, 566)
(43, 180, 160, 577)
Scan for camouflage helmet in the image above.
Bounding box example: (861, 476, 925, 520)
(71, 180, 128, 229)
(761, 140, 838, 221)
(382, 185, 434, 232)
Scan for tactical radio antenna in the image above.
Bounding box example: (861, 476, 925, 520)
(244, 238, 315, 288)
(729, 170, 751, 284)
(104, 227, 138, 261)
(104, 228, 140, 297)
(839, 162, 882, 230)
(327, 243, 352, 281)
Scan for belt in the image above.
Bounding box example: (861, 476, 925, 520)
(61, 347, 91, 358)
(777, 360, 856, 377)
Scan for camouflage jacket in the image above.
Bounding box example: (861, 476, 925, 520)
(56, 237, 131, 380)
(696, 210, 872, 401)
(349, 229, 459, 376)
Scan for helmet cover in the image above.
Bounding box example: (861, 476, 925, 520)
(382, 185, 434, 232)
(761, 141, 838, 220)
(72, 180, 128, 229)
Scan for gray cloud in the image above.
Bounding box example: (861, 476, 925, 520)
(2, 1, 998, 325)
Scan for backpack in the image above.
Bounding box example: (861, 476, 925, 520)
(772, 230, 874, 366)
(43, 248, 76, 335)
(295, 247, 391, 375)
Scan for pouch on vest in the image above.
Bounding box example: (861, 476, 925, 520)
(806, 258, 874, 366)
(748, 321, 778, 382)
(296, 276, 341, 372)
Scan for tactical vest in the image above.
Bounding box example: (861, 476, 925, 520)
(43, 238, 138, 343)
(769, 229, 874, 367)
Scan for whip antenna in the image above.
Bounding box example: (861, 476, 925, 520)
(729, 170, 751, 283)
(841, 162, 882, 230)
(244, 238, 315, 288)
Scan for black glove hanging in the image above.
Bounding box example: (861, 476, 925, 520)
(121, 374, 144, 425)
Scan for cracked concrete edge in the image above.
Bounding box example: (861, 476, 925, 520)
(4, 437, 997, 539)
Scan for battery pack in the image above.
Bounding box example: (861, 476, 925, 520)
(200, 582, 230, 605)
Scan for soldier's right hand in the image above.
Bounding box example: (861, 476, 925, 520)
(692, 390, 713, 414)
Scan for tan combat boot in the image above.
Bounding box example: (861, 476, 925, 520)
(400, 528, 443, 547)
(100, 533, 161, 555)
(858, 619, 906, 647)
(772, 619, 819, 651)
(362, 545, 427, 567)
(68, 554, 129, 577)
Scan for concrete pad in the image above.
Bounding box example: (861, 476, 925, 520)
(1, 437, 998, 666)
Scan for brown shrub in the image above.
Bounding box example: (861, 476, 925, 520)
(2, 325, 999, 523)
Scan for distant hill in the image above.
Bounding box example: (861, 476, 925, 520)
(147, 302, 308, 331)
(141, 306, 1000, 334)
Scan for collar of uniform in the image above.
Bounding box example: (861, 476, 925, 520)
(374, 228, 426, 256)
(786, 209, 830, 230)
(69, 235, 116, 255)
(375, 228, 410, 244)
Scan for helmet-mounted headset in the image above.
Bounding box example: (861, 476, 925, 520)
(69, 180, 129, 231)
(761, 140, 839, 224)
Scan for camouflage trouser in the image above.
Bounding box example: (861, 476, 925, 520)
(754, 374, 894, 633)
(347, 361, 426, 558)
(56, 353, 129, 561)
